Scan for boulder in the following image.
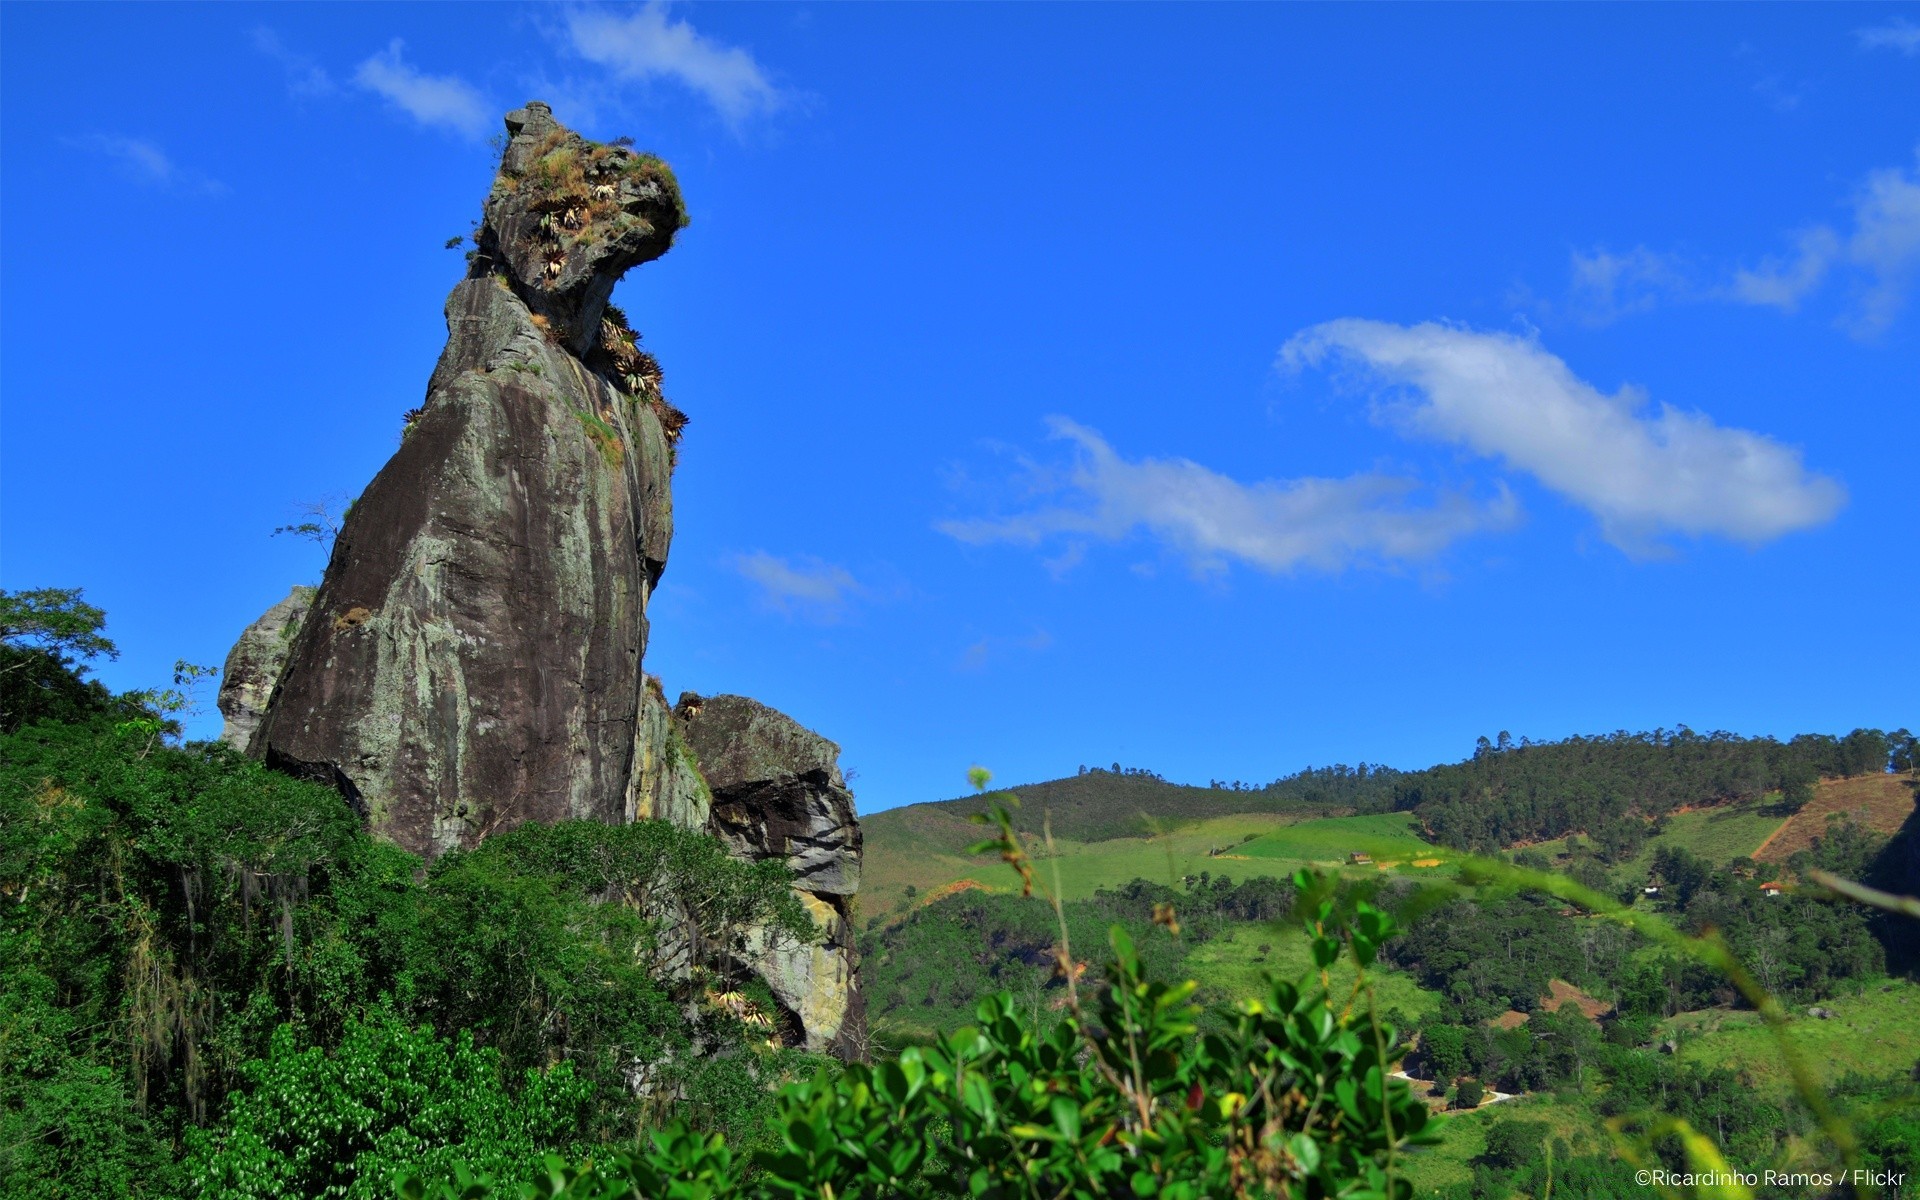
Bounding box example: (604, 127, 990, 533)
(677, 693, 865, 1058)
(216, 586, 314, 752)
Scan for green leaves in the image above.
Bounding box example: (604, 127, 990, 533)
(429, 872, 1436, 1200)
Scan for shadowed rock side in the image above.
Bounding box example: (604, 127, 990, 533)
(253, 103, 687, 859)
(216, 586, 315, 752)
(676, 693, 866, 1058)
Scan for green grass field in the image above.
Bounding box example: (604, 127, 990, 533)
(1237, 811, 1436, 867)
(1532, 800, 1789, 881)
(1183, 921, 1442, 1020)
(1661, 977, 1920, 1098)
(863, 810, 1457, 920)
(863, 811, 1328, 916)
(1401, 1091, 1615, 1194)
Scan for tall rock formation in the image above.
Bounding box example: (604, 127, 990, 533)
(234, 103, 863, 1058)
(253, 103, 683, 858)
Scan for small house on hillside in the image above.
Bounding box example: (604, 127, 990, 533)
(1760, 881, 1785, 897)
(1348, 852, 1372, 865)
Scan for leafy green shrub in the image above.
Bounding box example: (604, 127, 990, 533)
(403, 795, 1441, 1200)
(405, 918, 1438, 1200)
(1452, 1078, 1484, 1110)
(0, 629, 813, 1197)
(186, 1013, 590, 1199)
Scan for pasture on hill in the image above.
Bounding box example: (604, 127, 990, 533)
(1758, 772, 1919, 863)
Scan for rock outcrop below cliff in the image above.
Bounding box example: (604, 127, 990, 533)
(216, 586, 313, 752)
(252, 104, 685, 859)
(677, 693, 865, 1058)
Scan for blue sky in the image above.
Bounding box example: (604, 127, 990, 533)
(2, 4, 1915, 812)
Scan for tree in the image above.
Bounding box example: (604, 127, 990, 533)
(1422, 1023, 1470, 1082)
(0, 588, 120, 731)
(0, 587, 117, 665)
(271, 495, 351, 553)
(1778, 760, 1819, 813)
(1482, 1119, 1549, 1170)
(1453, 1077, 1486, 1109)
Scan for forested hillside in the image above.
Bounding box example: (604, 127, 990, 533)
(1396, 727, 1912, 853)
(1, 595, 820, 1198)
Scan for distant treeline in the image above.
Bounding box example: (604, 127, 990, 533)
(1390, 727, 1913, 854)
(921, 727, 1911, 850)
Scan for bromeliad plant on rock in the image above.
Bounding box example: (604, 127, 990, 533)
(403, 784, 1438, 1199)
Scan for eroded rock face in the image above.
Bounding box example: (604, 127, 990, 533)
(253, 103, 686, 858)
(677, 693, 866, 1058)
(217, 586, 315, 752)
(627, 678, 711, 831)
(237, 103, 866, 1060)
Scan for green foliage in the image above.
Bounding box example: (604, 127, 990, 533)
(0, 587, 118, 662)
(573, 411, 624, 468)
(897, 764, 1396, 847)
(1400, 726, 1897, 853)
(0, 645, 810, 1198)
(184, 1014, 591, 1200)
(861, 876, 1289, 1047)
(0, 586, 121, 733)
(404, 893, 1439, 1200)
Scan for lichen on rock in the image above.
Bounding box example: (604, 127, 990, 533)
(216, 586, 314, 753)
(676, 693, 866, 1058)
(253, 104, 683, 858)
(233, 103, 866, 1060)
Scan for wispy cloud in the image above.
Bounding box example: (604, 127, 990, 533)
(353, 40, 490, 139)
(733, 551, 865, 620)
(959, 630, 1053, 672)
(564, 3, 781, 126)
(1565, 246, 1692, 324)
(1857, 18, 1920, 56)
(941, 419, 1516, 576)
(1728, 150, 1920, 337)
(1727, 226, 1841, 310)
(1281, 320, 1845, 554)
(75, 134, 225, 196)
(252, 27, 336, 97)
(1555, 150, 1920, 339)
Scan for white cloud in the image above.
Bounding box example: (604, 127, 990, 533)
(77, 134, 225, 196)
(1280, 320, 1845, 552)
(1846, 155, 1920, 335)
(252, 28, 336, 97)
(353, 40, 490, 139)
(1728, 226, 1840, 310)
(1567, 246, 1690, 323)
(940, 419, 1516, 575)
(733, 551, 864, 619)
(1857, 18, 1920, 55)
(1726, 151, 1920, 336)
(565, 3, 780, 125)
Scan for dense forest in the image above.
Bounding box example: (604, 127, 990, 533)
(894, 728, 1913, 855)
(1, 592, 820, 1197)
(1396, 727, 1913, 853)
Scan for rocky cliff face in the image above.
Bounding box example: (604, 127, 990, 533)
(677, 693, 865, 1058)
(235, 103, 862, 1058)
(217, 585, 313, 751)
(253, 103, 684, 858)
